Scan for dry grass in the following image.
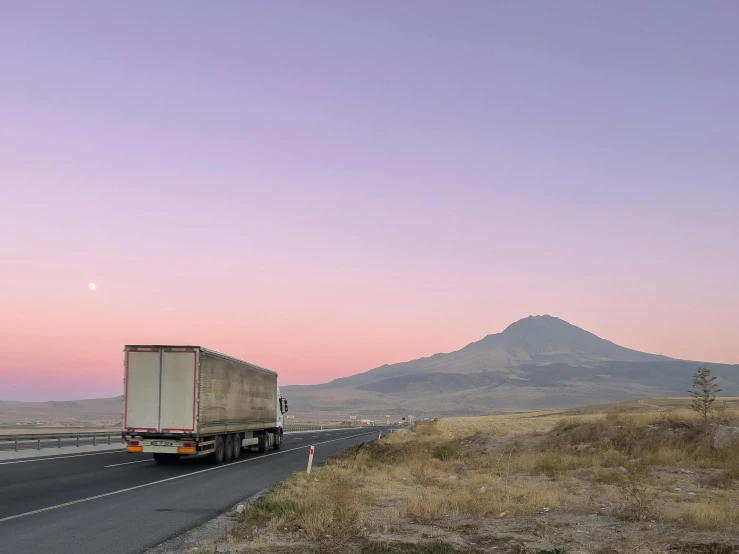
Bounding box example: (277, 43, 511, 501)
(670, 494, 739, 531)
(698, 467, 739, 490)
(405, 477, 574, 520)
(240, 467, 367, 541)
(559, 397, 739, 415)
(545, 410, 739, 470)
(229, 400, 739, 553)
(436, 398, 739, 439)
(435, 410, 595, 437)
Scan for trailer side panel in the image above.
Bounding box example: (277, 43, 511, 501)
(198, 351, 277, 430)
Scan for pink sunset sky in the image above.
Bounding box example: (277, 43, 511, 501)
(1, 3, 738, 401)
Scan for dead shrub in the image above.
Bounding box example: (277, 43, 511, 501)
(614, 463, 661, 521)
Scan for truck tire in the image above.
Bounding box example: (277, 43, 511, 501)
(273, 431, 283, 450)
(232, 434, 241, 460)
(258, 433, 268, 453)
(209, 436, 225, 464)
(224, 435, 234, 462)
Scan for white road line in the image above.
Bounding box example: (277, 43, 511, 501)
(0, 430, 378, 525)
(104, 459, 151, 468)
(0, 450, 124, 466)
(293, 438, 303, 441)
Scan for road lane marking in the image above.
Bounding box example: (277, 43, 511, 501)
(104, 459, 152, 468)
(0, 450, 124, 466)
(0, 430, 379, 524)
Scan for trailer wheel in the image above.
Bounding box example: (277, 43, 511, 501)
(232, 434, 241, 460)
(273, 431, 283, 450)
(224, 435, 234, 462)
(210, 436, 225, 464)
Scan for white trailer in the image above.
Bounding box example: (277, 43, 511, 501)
(122, 345, 288, 464)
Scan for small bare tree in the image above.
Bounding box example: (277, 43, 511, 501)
(688, 366, 722, 421)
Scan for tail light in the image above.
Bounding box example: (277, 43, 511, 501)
(129, 440, 139, 446)
(183, 442, 194, 448)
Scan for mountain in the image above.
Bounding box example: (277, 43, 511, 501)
(327, 315, 670, 388)
(283, 315, 739, 416)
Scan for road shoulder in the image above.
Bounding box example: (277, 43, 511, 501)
(143, 489, 266, 554)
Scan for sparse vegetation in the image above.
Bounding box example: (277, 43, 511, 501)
(535, 457, 563, 478)
(216, 399, 739, 554)
(613, 463, 661, 521)
(240, 470, 364, 541)
(688, 366, 723, 421)
(432, 443, 457, 461)
(698, 467, 739, 490)
(359, 540, 477, 554)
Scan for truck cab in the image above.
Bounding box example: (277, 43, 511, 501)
(277, 387, 288, 431)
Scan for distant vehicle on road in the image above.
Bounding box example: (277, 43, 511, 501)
(122, 345, 288, 464)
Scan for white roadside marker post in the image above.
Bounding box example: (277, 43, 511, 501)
(378, 432, 382, 440)
(307, 445, 315, 474)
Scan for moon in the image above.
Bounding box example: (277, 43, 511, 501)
(88, 282, 97, 291)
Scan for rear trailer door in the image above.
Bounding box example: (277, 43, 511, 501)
(124, 350, 160, 431)
(160, 349, 197, 432)
(124, 347, 198, 433)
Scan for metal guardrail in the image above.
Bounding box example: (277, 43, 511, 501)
(284, 425, 355, 433)
(0, 432, 124, 452)
(0, 426, 359, 451)
(283, 425, 361, 434)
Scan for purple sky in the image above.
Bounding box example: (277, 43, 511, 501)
(1, 2, 738, 401)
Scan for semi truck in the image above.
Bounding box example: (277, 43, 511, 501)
(122, 345, 288, 464)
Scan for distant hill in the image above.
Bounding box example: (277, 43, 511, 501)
(283, 315, 739, 417)
(0, 396, 123, 426)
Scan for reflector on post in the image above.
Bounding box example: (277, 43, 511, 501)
(307, 445, 315, 474)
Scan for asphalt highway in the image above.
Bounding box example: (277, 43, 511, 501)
(0, 427, 389, 554)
